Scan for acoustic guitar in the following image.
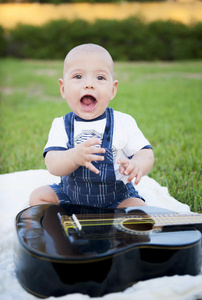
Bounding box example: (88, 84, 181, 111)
(15, 203, 202, 298)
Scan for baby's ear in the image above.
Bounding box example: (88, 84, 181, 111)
(111, 80, 119, 100)
(59, 79, 65, 99)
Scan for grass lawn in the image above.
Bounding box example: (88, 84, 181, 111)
(0, 59, 201, 211)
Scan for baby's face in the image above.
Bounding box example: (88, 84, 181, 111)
(59, 50, 118, 120)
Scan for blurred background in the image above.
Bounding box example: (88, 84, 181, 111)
(0, 0, 201, 211)
(0, 0, 202, 60)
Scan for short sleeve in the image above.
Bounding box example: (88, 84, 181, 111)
(113, 111, 151, 157)
(43, 117, 68, 157)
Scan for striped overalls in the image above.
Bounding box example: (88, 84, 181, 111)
(57, 108, 144, 208)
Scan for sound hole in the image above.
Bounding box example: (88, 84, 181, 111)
(122, 217, 155, 233)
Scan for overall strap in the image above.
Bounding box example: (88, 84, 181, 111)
(63, 111, 75, 147)
(101, 107, 114, 149)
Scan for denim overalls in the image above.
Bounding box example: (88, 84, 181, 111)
(54, 108, 144, 208)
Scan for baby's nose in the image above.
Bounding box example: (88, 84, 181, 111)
(84, 78, 95, 89)
(85, 84, 94, 89)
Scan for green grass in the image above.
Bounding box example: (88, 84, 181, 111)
(0, 59, 201, 211)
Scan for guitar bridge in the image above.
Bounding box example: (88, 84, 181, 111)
(57, 213, 82, 235)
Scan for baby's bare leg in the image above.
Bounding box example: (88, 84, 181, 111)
(117, 197, 147, 208)
(29, 186, 59, 206)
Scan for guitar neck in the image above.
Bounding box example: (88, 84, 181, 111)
(152, 213, 202, 232)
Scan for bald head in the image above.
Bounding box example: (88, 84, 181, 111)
(63, 44, 114, 78)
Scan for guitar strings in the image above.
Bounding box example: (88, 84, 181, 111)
(60, 214, 202, 229)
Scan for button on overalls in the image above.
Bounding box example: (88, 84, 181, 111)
(61, 108, 131, 207)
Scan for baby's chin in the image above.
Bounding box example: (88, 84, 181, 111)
(76, 108, 105, 121)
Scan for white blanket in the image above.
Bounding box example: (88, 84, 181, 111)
(0, 170, 201, 300)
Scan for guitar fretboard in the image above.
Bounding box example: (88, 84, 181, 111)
(152, 213, 202, 228)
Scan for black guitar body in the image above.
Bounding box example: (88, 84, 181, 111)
(15, 204, 202, 298)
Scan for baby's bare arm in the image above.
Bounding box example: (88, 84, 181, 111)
(117, 149, 154, 185)
(45, 138, 105, 177)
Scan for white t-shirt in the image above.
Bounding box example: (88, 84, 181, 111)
(44, 110, 151, 184)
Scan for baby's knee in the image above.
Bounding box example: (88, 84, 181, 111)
(117, 197, 147, 208)
(29, 186, 59, 206)
(29, 187, 41, 206)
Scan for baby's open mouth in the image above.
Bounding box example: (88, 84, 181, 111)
(80, 95, 97, 111)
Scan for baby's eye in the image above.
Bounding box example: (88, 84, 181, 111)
(97, 76, 105, 80)
(74, 75, 82, 79)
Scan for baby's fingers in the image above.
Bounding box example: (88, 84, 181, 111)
(89, 153, 105, 162)
(117, 158, 129, 166)
(84, 138, 105, 156)
(117, 158, 130, 175)
(118, 164, 125, 175)
(85, 138, 102, 148)
(88, 146, 105, 156)
(134, 170, 143, 185)
(85, 162, 100, 174)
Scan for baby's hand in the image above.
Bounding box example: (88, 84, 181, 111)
(74, 138, 105, 174)
(117, 158, 142, 185)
